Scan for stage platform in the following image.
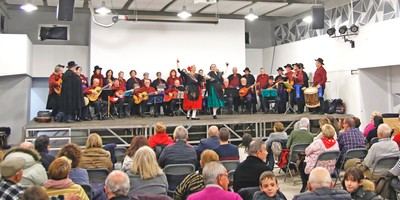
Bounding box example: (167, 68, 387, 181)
(25, 113, 351, 148)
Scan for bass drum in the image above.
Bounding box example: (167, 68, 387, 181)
(304, 87, 320, 108)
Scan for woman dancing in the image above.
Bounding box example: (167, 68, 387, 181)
(206, 64, 224, 119)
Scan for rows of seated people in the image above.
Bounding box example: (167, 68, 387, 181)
(0, 112, 400, 199)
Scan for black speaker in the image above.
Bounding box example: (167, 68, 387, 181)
(0, 15, 4, 33)
(245, 32, 250, 45)
(57, 0, 75, 21)
(311, 5, 325, 29)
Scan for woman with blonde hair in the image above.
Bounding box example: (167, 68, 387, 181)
(128, 146, 168, 195)
(79, 133, 113, 171)
(313, 117, 336, 141)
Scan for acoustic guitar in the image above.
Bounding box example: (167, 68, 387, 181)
(86, 85, 110, 102)
(133, 91, 158, 104)
(239, 83, 259, 97)
(164, 91, 178, 102)
(54, 78, 62, 95)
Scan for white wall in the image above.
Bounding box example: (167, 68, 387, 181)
(90, 19, 245, 79)
(245, 49, 263, 73)
(0, 34, 32, 76)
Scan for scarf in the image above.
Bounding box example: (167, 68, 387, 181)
(321, 136, 336, 149)
(44, 178, 74, 189)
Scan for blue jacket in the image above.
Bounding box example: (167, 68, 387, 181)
(196, 136, 220, 156)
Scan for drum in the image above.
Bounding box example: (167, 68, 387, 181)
(261, 89, 278, 98)
(304, 87, 320, 108)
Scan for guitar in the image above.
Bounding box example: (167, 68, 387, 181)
(133, 91, 158, 104)
(110, 89, 134, 104)
(86, 85, 110, 102)
(164, 91, 178, 102)
(54, 78, 62, 95)
(239, 83, 259, 97)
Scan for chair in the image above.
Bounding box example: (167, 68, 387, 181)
(370, 137, 380, 146)
(163, 164, 195, 193)
(340, 148, 368, 170)
(313, 150, 341, 183)
(154, 145, 166, 158)
(221, 160, 240, 172)
(284, 143, 309, 182)
(87, 168, 110, 186)
(228, 170, 235, 183)
(114, 146, 127, 163)
(371, 155, 400, 179)
(80, 184, 92, 200)
(132, 183, 168, 195)
(237, 187, 259, 200)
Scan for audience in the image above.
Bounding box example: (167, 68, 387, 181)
(175, 150, 220, 200)
(22, 186, 49, 200)
(286, 118, 313, 150)
(214, 128, 239, 161)
(187, 161, 242, 200)
(313, 118, 335, 140)
(196, 126, 220, 156)
(299, 124, 339, 192)
(342, 167, 380, 200)
(44, 157, 89, 200)
(337, 117, 365, 165)
(105, 170, 130, 200)
(293, 167, 351, 200)
(366, 116, 384, 143)
(327, 116, 341, 133)
(253, 171, 287, 200)
(20, 141, 34, 149)
(265, 122, 288, 170)
(80, 133, 113, 171)
(148, 122, 173, 148)
(57, 143, 89, 185)
(122, 136, 148, 172)
(3, 146, 48, 187)
(128, 146, 168, 195)
(0, 157, 25, 200)
(364, 111, 382, 138)
(238, 133, 253, 162)
(34, 135, 55, 171)
(353, 117, 362, 131)
(234, 139, 269, 192)
(158, 126, 197, 168)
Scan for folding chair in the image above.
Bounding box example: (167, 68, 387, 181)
(228, 170, 235, 183)
(131, 183, 168, 195)
(339, 148, 368, 170)
(237, 187, 260, 200)
(114, 146, 127, 163)
(313, 150, 341, 184)
(284, 143, 309, 182)
(371, 155, 400, 179)
(80, 184, 93, 200)
(87, 168, 110, 186)
(163, 164, 195, 194)
(221, 160, 240, 172)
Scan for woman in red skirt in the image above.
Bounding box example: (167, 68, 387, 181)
(178, 65, 204, 120)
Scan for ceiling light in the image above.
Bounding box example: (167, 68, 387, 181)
(350, 24, 359, 33)
(339, 25, 348, 34)
(96, 1, 111, 15)
(303, 16, 313, 24)
(245, 8, 258, 21)
(327, 27, 336, 36)
(21, 2, 38, 12)
(177, 5, 192, 19)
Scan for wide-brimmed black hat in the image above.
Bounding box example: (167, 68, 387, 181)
(277, 67, 284, 72)
(285, 64, 293, 70)
(94, 65, 102, 71)
(299, 63, 304, 69)
(67, 61, 77, 68)
(315, 58, 324, 65)
(243, 67, 251, 73)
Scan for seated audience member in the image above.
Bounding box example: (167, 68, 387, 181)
(253, 171, 287, 200)
(80, 133, 113, 171)
(57, 143, 89, 185)
(20, 141, 34, 149)
(128, 146, 168, 195)
(44, 157, 89, 200)
(364, 111, 382, 138)
(3, 146, 48, 187)
(0, 157, 25, 200)
(148, 122, 173, 148)
(299, 124, 339, 192)
(196, 126, 220, 156)
(342, 167, 381, 200)
(187, 161, 242, 200)
(34, 135, 55, 171)
(366, 116, 384, 143)
(327, 116, 341, 133)
(175, 150, 220, 200)
(238, 133, 253, 162)
(286, 118, 313, 150)
(234, 139, 269, 192)
(353, 117, 362, 131)
(337, 118, 365, 162)
(313, 118, 334, 141)
(22, 186, 49, 200)
(158, 126, 197, 168)
(122, 136, 148, 172)
(293, 167, 351, 200)
(265, 122, 288, 170)
(214, 128, 239, 161)
(104, 170, 130, 200)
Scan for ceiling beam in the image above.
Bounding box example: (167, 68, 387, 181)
(261, 3, 289, 16)
(229, 1, 256, 15)
(122, 0, 134, 10)
(160, 0, 177, 12)
(0, 0, 10, 19)
(83, 0, 89, 8)
(196, 3, 213, 14)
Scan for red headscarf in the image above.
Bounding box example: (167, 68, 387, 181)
(321, 137, 336, 149)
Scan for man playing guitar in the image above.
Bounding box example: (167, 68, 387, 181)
(163, 79, 183, 116)
(83, 78, 104, 120)
(134, 79, 160, 117)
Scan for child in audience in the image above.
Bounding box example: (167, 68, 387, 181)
(342, 167, 381, 200)
(253, 171, 287, 200)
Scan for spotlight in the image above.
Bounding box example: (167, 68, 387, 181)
(350, 24, 359, 33)
(302, 16, 313, 24)
(327, 27, 336, 36)
(21, 2, 38, 12)
(338, 25, 348, 34)
(177, 6, 192, 19)
(96, 1, 111, 15)
(245, 8, 258, 21)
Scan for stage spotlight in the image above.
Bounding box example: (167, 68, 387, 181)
(350, 24, 359, 33)
(327, 27, 336, 36)
(245, 8, 259, 21)
(177, 5, 192, 19)
(339, 25, 348, 34)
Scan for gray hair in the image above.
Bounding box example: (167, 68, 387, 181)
(248, 139, 265, 156)
(377, 123, 392, 138)
(298, 118, 310, 129)
(20, 142, 34, 149)
(203, 161, 226, 185)
(105, 170, 130, 196)
(293, 121, 300, 130)
(173, 126, 188, 140)
(208, 126, 219, 137)
(308, 167, 332, 189)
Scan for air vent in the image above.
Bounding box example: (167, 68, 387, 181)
(38, 24, 69, 41)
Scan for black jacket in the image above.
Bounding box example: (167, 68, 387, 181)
(60, 69, 84, 115)
(351, 187, 382, 200)
(233, 156, 269, 192)
(293, 187, 351, 200)
(253, 191, 287, 200)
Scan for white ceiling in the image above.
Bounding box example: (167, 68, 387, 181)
(234, 2, 287, 15)
(266, 3, 315, 17)
(200, 1, 252, 14)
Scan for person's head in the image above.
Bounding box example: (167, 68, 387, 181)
(260, 67, 265, 74)
(54, 64, 64, 75)
(377, 123, 392, 139)
(223, 79, 229, 88)
(174, 79, 181, 87)
(86, 133, 103, 149)
(106, 70, 113, 78)
(143, 72, 149, 79)
(248, 139, 267, 162)
(210, 64, 217, 71)
(318, 117, 331, 128)
(20, 141, 34, 149)
(170, 69, 177, 77)
(268, 76, 274, 85)
(155, 122, 166, 134)
(373, 115, 384, 127)
(370, 111, 382, 121)
(48, 157, 71, 180)
(277, 68, 284, 75)
(208, 126, 219, 138)
(129, 70, 137, 78)
(285, 64, 292, 72)
(218, 128, 230, 143)
(105, 170, 130, 199)
(240, 77, 247, 86)
(315, 58, 324, 68)
(273, 122, 285, 132)
(173, 126, 188, 141)
(197, 68, 202, 75)
(94, 66, 102, 75)
(307, 167, 333, 191)
(22, 186, 49, 200)
(126, 136, 148, 157)
(93, 78, 100, 87)
(298, 117, 310, 130)
(321, 124, 336, 139)
(0, 157, 24, 183)
(342, 167, 364, 193)
(57, 143, 82, 169)
(199, 150, 219, 168)
(156, 72, 162, 78)
(241, 133, 253, 149)
(353, 117, 361, 129)
(34, 135, 50, 153)
(244, 68, 250, 75)
(188, 65, 196, 74)
(232, 67, 238, 74)
(293, 63, 300, 71)
(341, 117, 355, 130)
(118, 71, 124, 79)
(144, 79, 151, 87)
(203, 161, 229, 190)
(75, 66, 82, 75)
(259, 171, 279, 198)
(131, 146, 163, 179)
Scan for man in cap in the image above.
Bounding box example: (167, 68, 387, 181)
(0, 157, 25, 200)
(313, 58, 327, 114)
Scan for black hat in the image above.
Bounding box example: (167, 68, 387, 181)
(315, 58, 324, 65)
(94, 65, 102, 71)
(268, 76, 274, 80)
(67, 61, 77, 68)
(243, 67, 251, 73)
(285, 64, 293, 70)
(276, 67, 284, 71)
(299, 63, 304, 69)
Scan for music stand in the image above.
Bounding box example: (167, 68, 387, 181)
(146, 94, 164, 116)
(102, 89, 114, 119)
(175, 91, 186, 116)
(284, 91, 295, 115)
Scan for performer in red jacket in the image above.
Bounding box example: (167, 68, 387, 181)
(313, 58, 327, 114)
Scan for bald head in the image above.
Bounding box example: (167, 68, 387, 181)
(377, 123, 392, 138)
(308, 167, 332, 191)
(20, 142, 34, 149)
(208, 126, 219, 137)
(105, 170, 130, 197)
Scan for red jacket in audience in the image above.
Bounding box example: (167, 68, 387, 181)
(148, 132, 174, 148)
